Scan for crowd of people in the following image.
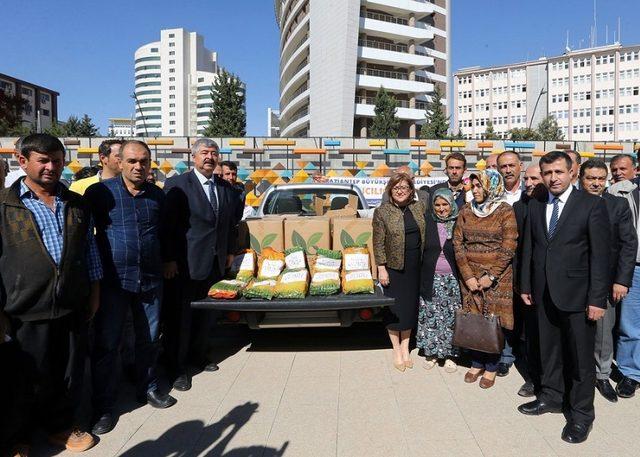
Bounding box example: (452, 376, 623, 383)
(0, 133, 639, 454)
(0, 134, 245, 456)
(373, 149, 640, 444)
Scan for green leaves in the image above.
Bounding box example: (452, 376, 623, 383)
(307, 232, 323, 251)
(355, 232, 371, 246)
(202, 69, 247, 137)
(340, 230, 355, 248)
(291, 231, 307, 253)
(291, 231, 323, 254)
(249, 234, 261, 255)
(262, 233, 277, 249)
(340, 230, 371, 248)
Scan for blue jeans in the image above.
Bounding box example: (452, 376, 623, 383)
(617, 266, 640, 382)
(92, 284, 162, 413)
(470, 350, 500, 372)
(499, 329, 516, 366)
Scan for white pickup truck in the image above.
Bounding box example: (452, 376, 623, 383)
(191, 183, 394, 329)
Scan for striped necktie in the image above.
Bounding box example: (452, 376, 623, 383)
(206, 180, 218, 215)
(548, 197, 559, 238)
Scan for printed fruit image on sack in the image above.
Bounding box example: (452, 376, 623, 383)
(228, 249, 256, 283)
(284, 246, 307, 270)
(342, 269, 374, 295)
(244, 278, 277, 300)
(342, 246, 370, 272)
(309, 270, 341, 296)
(208, 279, 246, 300)
(257, 247, 285, 280)
(274, 269, 309, 299)
(312, 248, 342, 272)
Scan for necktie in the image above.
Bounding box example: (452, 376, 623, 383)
(206, 180, 218, 215)
(548, 197, 559, 238)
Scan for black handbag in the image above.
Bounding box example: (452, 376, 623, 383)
(452, 291, 505, 354)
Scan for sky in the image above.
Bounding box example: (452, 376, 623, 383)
(1, 0, 639, 136)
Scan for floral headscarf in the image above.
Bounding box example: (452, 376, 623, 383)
(469, 169, 507, 218)
(430, 188, 459, 238)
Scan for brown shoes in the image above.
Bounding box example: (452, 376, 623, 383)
(479, 376, 496, 389)
(464, 369, 484, 383)
(48, 429, 95, 453)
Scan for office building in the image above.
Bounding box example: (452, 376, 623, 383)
(0, 73, 59, 131)
(108, 117, 135, 137)
(267, 107, 281, 137)
(454, 43, 640, 141)
(275, 0, 450, 138)
(134, 28, 221, 137)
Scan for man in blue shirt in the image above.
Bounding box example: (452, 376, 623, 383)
(85, 140, 175, 436)
(0, 134, 101, 454)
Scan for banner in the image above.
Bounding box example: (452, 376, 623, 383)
(327, 176, 448, 206)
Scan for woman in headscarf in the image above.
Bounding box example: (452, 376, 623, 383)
(453, 169, 518, 389)
(417, 188, 462, 373)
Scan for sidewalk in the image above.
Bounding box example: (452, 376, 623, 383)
(38, 327, 639, 457)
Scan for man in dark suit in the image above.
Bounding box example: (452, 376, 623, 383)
(519, 150, 610, 444)
(163, 138, 238, 392)
(422, 152, 467, 209)
(579, 159, 637, 403)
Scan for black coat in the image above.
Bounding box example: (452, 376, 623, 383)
(512, 192, 529, 292)
(426, 181, 466, 209)
(420, 215, 458, 301)
(602, 192, 637, 291)
(520, 188, 611, 310)
(164, 171, 238, 281)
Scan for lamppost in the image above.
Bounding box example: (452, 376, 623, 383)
(131, 92, 149, 137)
(528, 86, 548, 130)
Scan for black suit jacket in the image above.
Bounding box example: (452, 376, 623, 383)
(520, 188, 611, 311)
(602, 193, 637, 290)
(420, 214, 458, 301)
(512, 192, 529, 292)
(164, 170, 237, 281)
(425, 181, 466, 209)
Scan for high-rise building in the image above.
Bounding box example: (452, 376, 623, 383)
(454, 43, 640, 142)
(275, 0, 450, 138)
(0, 73, 59, 131)
(134, 28, 220, 137)
(267, 108, 281, 137)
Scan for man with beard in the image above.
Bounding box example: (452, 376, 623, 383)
(163, 139, 237, 392)
(579, 159, 637, 403)
(427, 152, 467, 208)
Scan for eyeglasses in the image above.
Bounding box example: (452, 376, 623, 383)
(392, 185, 411, 192)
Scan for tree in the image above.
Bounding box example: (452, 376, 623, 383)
(203, 69, 246, 137)
(0, 90, 29, 136)
(508, 127, 540, 141)
(77, 114, 99, 137)
(420, 86, 449, 139)
(62, 115, 82, 136)
(483, 120, 499, 140)
(44, 120, 66, 137)
(536, 115, 564, 141)
(369, 86, 399, 138)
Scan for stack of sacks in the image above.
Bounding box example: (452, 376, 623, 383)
(309, 248, 342, 296)
(244, 248, 285, 300)
(341, 246, 374, 294)
(208, 249, 256, 299)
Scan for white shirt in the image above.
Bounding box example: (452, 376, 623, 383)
(193, 168, 218, 208)
(546, 185, 573, 230)
(504, 187, 522, 206)
(4, 168, 26, 188)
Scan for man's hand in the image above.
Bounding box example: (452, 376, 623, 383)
(587, 305, 606, 321)
(378, 266, 390, 287)
(226, 254, 235, 269)
(478, 275, 493, 290)
(521, 293, 533, 306)
(164, 261, 178, 279)
(465, 277, 480, 292)
(612, 283, 629, 303)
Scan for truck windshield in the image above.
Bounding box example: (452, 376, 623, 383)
(262, 188, 363, 215)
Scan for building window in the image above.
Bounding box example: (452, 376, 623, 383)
(169, 51, 175, 56)
(169, 77, 175, 81)
(41, 93, 50, 103)
(169, 59, 175, 64)
(170, 121, 176, 125)
(169, 129, 176, 133)
(42, 109, 50, 116)
(198, 77, 204, 82)
(169, 33, 175, 38)
(170, 112, 175, 117)
(21, 87, 33, 96)
(169, 42, 175, 47)
(169, 68, 175, 73)
(169, 86, 175, 90)
(169, 94, 175, 99)
(169, 103, 175, 107)
(151, 47, 158, 52)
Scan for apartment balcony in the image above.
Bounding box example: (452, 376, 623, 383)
(280, 35, 309, 81)
(280, 83, 310, 121)
(280, 12, 309, 58)
(355, 96, 427, 120)
(363, 0, 435, 15)
(359, 15, 433, 41)
(280, 108, 310, 137)
(358, 40, 434, 68)
(356, 69, 434, 94)
(280, 60, 310, 100)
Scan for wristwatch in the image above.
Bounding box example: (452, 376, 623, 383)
(485, 273, 497, 284)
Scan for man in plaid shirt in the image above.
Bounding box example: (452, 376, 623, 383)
(0, 134, 101, 454)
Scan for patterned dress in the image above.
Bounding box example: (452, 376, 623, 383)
(417, 223, 462, 358)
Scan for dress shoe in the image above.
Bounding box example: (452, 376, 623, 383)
(48, 429, 95, 452)
(92, 413, 116, 435)
(517, 399, 562, 416)
(139, 390, 177, 409)
(479, 376, 495, 389)
(496, 363, 510, 377)
(596, 379, 618, 403)
(517, 381, 536, 398)
(464, 369, 484, 383)
(616, 376, 640, 398)
(203, 362, 219, 372)
(561, 422, 592, 444)
(173, 374, 192, 391)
